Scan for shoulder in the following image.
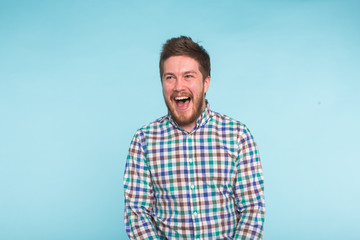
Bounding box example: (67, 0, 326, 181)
(208, 110, 257, 156)
(210, 110, 250, 133)
(132, 115, 169, 139)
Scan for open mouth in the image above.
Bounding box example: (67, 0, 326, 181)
(174, 96, 191, 110)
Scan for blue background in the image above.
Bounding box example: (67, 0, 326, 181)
(1, 0, 359, 239)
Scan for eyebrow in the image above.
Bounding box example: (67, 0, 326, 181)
(164, 70, 197, 75)
(183, 71, 198, 75)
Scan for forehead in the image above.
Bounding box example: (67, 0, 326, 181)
(163, 56, 200, 73)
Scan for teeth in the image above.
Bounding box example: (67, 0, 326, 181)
(175, 96, 189, 100)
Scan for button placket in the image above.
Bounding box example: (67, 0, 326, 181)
(187, 134, 201, 238)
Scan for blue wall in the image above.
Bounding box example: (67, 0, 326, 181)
(1, 0, 359, 239)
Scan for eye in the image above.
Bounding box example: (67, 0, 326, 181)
(184, 74, 193, 79)
(165, 75, 175, 80)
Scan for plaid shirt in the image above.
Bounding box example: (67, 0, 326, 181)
(124, 102, 265, 239)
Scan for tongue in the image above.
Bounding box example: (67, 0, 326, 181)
(176, 99, 190, 110)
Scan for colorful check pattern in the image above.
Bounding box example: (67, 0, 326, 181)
(124, 103, 265, 239)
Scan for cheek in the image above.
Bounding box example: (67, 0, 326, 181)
(162, 85, 171, 98)
(191, 84, 204, 96)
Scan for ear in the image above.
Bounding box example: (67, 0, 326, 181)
(204, 76, 210, 94)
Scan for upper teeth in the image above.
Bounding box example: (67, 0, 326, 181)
(175, 97, 189, 100)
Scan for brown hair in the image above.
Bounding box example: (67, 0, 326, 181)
(159, 36, 210, 81)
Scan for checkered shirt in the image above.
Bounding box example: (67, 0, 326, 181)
(124, 102, 265, 239)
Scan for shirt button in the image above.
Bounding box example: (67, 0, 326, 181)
(189, 158, 193, 163)
(190, 184, 195, 190)
(193, 211, 198, 217)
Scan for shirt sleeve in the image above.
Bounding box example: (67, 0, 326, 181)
(124, 132, 160, 240)
(233, 126, 265, 240)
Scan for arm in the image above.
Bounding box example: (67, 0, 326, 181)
(124, 132, 160, 240)
(233, 127, 265, 240)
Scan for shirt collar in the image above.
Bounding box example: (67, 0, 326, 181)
(167, 100, 213, 133)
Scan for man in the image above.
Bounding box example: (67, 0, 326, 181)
(124, 36, 265, 239)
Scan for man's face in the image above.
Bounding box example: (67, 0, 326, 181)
(162, 56, 210, 132)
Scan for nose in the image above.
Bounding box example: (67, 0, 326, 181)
(174, 78, 185, 91)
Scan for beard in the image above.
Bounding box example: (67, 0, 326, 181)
(164, 91, 206, 129)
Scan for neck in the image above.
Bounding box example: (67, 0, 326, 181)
(181, 123, 196, 133)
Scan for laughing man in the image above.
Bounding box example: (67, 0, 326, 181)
(124, 36, 265, 240)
